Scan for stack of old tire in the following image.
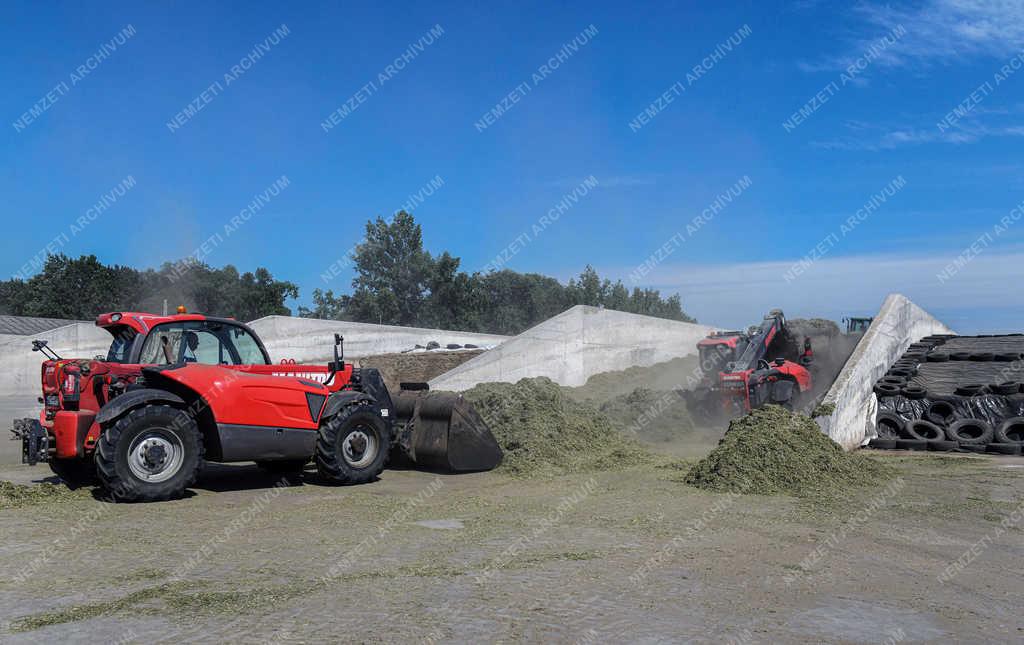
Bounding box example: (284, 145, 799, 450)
(869, 334, 1024, 455)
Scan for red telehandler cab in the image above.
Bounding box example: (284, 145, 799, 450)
(685, 309, 813, 420)
(12, 310, 501, 502)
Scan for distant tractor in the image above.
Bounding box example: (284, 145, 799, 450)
(686, 309, 813, 419)
(843, 316, 874, 335)
(13, 310, 501, 502)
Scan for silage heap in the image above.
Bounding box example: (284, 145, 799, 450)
(462, 377, 652, 477)
(598, 387, 696, 442)
(685, 405, 893, 498)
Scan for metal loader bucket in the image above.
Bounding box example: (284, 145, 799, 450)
(392, 391, 503, 472)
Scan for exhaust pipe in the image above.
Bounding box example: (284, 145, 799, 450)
(392, 390, 503, 472)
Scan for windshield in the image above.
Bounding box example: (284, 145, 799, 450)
(699, 343, 736, 376)
(104, 326, 138, 363)
(139, 321, 269, 366)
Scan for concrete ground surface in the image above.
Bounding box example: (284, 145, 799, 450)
(0, 450, 1021, 644)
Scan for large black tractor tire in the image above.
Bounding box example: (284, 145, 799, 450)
(995, 417, 1024, 445)
(875, 412, 904, 439)
(316, 403, 390, 485)
(901, 385, 928, 400)
(904, 419, 945, 441)
(925, 401, 956, 427)
(48, 458, 98, 489)
(94, 405, 204, 503)
(945, 419, 994, 446)
(991, 382, 1021, 396)
(955, 384, 987, 396)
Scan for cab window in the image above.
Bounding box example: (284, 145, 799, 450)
(104, 326, 138, 363)
(230, 325, 267, 364)
(139, 321, 269, 365)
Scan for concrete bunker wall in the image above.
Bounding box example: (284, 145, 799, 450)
(0, 323, 112, 396)
(814, 293, 954, 450)
(429, 305, 716, 391)
(246, 316, 510, 364)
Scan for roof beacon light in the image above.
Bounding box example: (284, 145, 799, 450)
(177, 305, 187, 314)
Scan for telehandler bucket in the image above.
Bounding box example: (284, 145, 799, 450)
(391, 390, 503, 472)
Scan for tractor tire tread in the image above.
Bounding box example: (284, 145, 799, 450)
(315, 402, 390, 485)
(94, 404, 204, 503)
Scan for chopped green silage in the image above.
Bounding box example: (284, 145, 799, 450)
(462, 377, 653, 477)
(0, 481, 87, 510)
(684, 405, 894, 498)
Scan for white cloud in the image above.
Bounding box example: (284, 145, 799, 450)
(801, 0, 1024, 73)
(858, 0, 1024, 64)
(810, 111, 1024, 150)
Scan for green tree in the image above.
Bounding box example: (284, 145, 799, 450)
(298, 288, 351, 319)
(348, 211, 434, 325)
(10, 255, 139, 318)
(0, 254, 298, 321)
(423, 252, 477, 330)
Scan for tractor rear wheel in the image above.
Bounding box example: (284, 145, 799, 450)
(95, 404, 204, 502)
(48, 458, 98, 489)
(315, 403, 389, 485)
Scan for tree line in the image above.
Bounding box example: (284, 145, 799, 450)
(0, 255, 298, 323)
(0, 212, 693, 335)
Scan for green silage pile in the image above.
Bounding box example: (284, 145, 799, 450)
(462, 377, 653, 477)
(684, 405, 893, 498)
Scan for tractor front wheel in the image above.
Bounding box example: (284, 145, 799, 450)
(315, 403, 389, 485)
(95, 405, 204, 502)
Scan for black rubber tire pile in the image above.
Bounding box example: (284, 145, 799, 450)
(869, 334, 1024, 456)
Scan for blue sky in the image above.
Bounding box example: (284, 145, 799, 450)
(3, 1, 1023, 333)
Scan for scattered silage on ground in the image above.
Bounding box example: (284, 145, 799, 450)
(0, 481, 87, 509)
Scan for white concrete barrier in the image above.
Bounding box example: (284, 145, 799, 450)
(247, 316, 509, 364)
(0, 323, 112, 396)
(429, 305, 716, 390)
(814, 293, 954, 450)
(0, 316, 508, 397)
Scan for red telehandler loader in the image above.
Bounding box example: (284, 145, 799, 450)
(12, 310, 501, 502)
(684, 309, 813, 420)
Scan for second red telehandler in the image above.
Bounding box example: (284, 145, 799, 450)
(684, 309, 813, 420)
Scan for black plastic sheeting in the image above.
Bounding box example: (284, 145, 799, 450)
(911, 362, 1024, 398)
(936, 334, 1024, 354)
(873, 334, 1024, 452)
(878, 394, 1024, 431)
